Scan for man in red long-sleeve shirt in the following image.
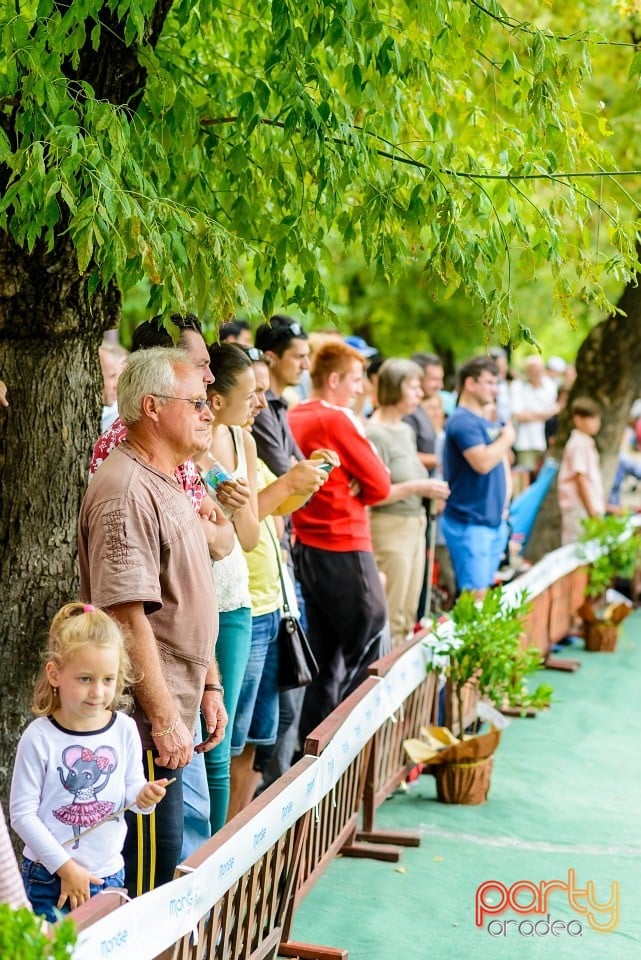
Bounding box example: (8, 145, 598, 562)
(289, 341, 391, 740)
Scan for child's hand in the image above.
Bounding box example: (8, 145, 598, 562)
(136, 778, 170, 809)
(57, 858, 103, 911)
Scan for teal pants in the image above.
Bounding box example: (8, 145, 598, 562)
(202, 606, 252, 832)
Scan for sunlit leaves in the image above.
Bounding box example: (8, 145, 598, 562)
(0, 0, 639, 335)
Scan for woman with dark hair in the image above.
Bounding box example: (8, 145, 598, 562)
(196, 343, 260, 832)
(228, 349, 331, 816)
(198, 344, 327, 823)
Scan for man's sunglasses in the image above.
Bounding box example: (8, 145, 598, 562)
(153, 395, 212, 412)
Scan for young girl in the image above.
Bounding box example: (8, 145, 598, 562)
(10, 603, 169, 922)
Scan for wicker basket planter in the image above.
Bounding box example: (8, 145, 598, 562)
(412, 588, 551, 805)
(431, 727, 500, 805)
(583, 619, 620, 652)
(578, 598, 631, 653)
(578, 516, 639, 652)
(434, 755, 494, 805)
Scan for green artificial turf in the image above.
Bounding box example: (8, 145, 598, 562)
(290, 612, 641, 959)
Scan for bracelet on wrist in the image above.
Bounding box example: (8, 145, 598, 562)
(151, 717, 179, 738)
(204, 682, 224, 695)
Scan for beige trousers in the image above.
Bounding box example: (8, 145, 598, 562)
(370, 510, 427, 646)
(561, 505, 588, 546)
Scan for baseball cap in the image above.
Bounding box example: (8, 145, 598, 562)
(344, 335, 378, 359)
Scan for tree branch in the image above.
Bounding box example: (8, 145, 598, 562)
(468, 0, 638, 48)
(200, 114, 641, 183)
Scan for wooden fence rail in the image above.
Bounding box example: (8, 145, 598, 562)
(67, 541, 604, 960)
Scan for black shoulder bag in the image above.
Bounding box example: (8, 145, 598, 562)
(266, 523, 318, 691)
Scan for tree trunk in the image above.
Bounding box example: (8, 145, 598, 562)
(527, 277, 641, 561)
(0, 235, 119, 807)
(0, 0, 177, 815)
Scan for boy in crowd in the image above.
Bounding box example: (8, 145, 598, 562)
(557, 397, 605, 545)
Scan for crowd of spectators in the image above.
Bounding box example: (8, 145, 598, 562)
(3, 317, 640, 922)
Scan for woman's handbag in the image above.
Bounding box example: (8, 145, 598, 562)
(267, 523, 318, 690)
(277, 612, 318, 691)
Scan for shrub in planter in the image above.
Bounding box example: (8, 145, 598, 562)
(431, 588, 553, 728)
(409, 587, 552, 804)
(578, 515, 639, 651)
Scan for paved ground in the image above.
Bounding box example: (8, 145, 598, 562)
(291, 612, 641, 959)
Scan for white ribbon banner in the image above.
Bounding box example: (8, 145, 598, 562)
(72, 642, 430, 960)
(74, 519, 640, 958)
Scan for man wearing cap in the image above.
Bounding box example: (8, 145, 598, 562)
(344, 334, 378, 360)
(344, 335, 380, 420)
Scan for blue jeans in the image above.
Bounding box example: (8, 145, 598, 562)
(203, 606, 252, 832)
(609, 454, 641, 505)
(441, 515, 508, 593)
(231, 610, 280, 756)
(255, 579, 307, 784)
(180, 742, 211, 861)
(22, 858, 124, 923)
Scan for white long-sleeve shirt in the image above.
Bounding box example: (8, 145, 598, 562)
(10, 712, 151, 877)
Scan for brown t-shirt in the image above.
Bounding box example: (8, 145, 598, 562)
(78, 444, 218, 746)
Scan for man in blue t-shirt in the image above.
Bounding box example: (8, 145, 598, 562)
(442, 356, 515, 598)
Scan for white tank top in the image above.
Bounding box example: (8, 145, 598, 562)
(212, 425, 251, 612)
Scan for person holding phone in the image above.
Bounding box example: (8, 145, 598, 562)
(289, 341, 393, 740)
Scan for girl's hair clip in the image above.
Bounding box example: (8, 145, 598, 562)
(83, 603, 96, 613)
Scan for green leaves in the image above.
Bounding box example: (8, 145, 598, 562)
(0, 905, 76, 959)
(428, 587, 551, 722)
(0, 0, 639, 333)
(628, 49, 641, 88)
(579, 514, 640, 598)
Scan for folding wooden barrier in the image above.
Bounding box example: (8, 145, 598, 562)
(360, 633, 438, 848)
(66, 545, 601, 960)
(523, 587, 552, 657)
(546, 566, 588, 671)
(279, 678, 387, 960)
(168, 756, 317, 960)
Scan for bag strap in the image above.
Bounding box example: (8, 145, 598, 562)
(265, 520, 292, 616)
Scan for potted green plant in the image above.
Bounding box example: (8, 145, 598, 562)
(407, 587, 552, 804)
(0, 905, 76, 959)
(577, 514, 639, 652)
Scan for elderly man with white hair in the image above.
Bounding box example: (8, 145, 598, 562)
(510, 355, 559, 475)
(78, 347, 226, 897)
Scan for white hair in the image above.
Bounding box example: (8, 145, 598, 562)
(117, 347, 190, 425)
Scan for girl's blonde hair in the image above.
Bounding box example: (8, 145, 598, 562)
(33, 602, 138, 716)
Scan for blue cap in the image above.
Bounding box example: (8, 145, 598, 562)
(344, 335, 378, 359)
